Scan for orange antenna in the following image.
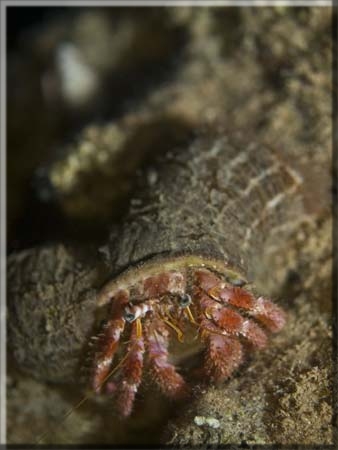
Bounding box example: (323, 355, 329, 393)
(161, 316, 184, 343)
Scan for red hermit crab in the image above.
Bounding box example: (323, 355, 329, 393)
(87, 132, 299, 417)
(91, 256, 286, 417)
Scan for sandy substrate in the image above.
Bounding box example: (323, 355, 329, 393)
(7, 6, 333, 446)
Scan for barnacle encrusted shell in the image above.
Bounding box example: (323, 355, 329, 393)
(102, 131, 303, 286)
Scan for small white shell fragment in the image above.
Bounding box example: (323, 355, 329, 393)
(194, 416, 220, 429)
(194, 416, 206, 426)
(205, 417, 220, 429)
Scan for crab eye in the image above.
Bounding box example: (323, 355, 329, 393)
(123, 309, 136, 323)
(178, 293, 191, 307)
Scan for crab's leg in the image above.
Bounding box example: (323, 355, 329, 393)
(223, 288, 285, 332)
(195, 270, 286, 332)
(198, 291, 267, 348)
(91, 291, 128, 393)
(115, 319, 145, 417)
(195, 291, 254, 381)
(91, 318, 125, 393)
(195, 298, 243, 383)
(215, 307, 268, 348)
(146, 319, 187, 398)
(204, 332, 244, 383)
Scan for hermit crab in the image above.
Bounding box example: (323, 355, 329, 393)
(92, 257, 286, 417)
(88, 131, 301, 417)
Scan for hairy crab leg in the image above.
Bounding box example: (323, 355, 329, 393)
(91, 317, 125, 393)
(194, 288, 262, 380)
(224, 289, 286, 332)
(196, 296, 245, 380)
(195, 269, 286, 332)
(115, 318, 145, 417)
(204, 333, 244, 384)
(201, 294, 268, 348)
(91, 291, 129, 393)
(146, 319, 187, 398)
